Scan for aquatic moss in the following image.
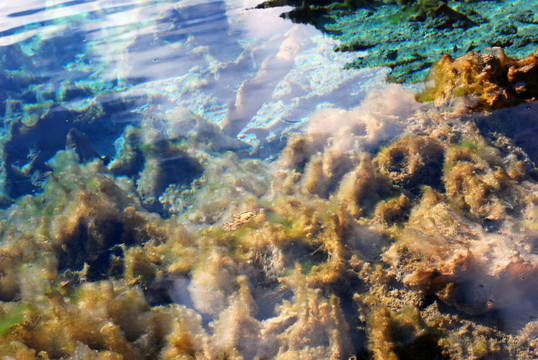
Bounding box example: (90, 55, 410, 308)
(0, 340, 38, 359)
(367, 307, 398, 360)
(388, 6, 416, 24)
(384, 178, 538, 316)
(335, 154, 392, 218)
(373, 194, 411, 224)
(442, 139, 518, 220)
(123, 246, 160, 284)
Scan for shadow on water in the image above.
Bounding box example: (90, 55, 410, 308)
(469, 101, 538, 178)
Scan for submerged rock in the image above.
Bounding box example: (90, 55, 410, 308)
(374, 135, 445, 194)
(257, 0, 538, 83)
(65, 128, 102, 163)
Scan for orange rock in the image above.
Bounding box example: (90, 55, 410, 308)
(419, 47, 538, 112)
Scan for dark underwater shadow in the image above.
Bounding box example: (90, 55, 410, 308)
(467, 101, 538, 173)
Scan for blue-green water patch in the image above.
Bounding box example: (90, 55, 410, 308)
(257, 0, 538, 82)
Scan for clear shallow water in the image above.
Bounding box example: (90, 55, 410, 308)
(0, 1, 537, 359)
(0, 0, 390, 203)
(0, 0, 386, 139)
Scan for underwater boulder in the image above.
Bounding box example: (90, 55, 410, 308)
(259, 268, 355, 359)
(365, 305, 447, 360)
(136, 150, 203, 214)
(0, 249, 22, 301)
(442, 137, 528, 220)
(2, 104, 129, 205)
(110, 108, 246, 216)
(37, 151, 169, 281)
(108, 125, 145, 177)
(335, 154, 391, 218)
(52, 190, 129, 281)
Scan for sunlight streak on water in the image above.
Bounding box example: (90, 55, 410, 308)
(0, 0, 389, 153)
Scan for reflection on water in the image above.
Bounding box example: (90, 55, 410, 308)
(0, 0, 536, 359)
(0, 0, 388, 200)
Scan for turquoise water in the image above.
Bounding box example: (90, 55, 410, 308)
(0, 1, 537, 359)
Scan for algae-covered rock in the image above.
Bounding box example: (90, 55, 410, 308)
(419, 47, 538, 112)
(108, 107, 247, 215)
(0, 150, 174, 304)
(0, 249, 22, 301)
(373, 194, 412, 225)
(0, 281, 168, 359)
(335, 154, 392, 218)
(384, 186, 538, 315)
(259, 268, 354, 359)
(374, 135, 444, 194)
(43, 151, 170, 281)
(209, 276, 262, 359)
(442, 137, 527, 220)
(365, 305, 446, 360)
(278, 84, 421, 202)
(112, 125, 203, 214)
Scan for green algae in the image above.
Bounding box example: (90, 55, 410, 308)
(269, 213, 294, 229)
(0, 304, 30, 336)
(388, 5, 416, 24)
(457, 139, 478, 151)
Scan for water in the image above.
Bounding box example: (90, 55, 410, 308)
(0, 1, 537, 359)
(0, 0, 393, 203)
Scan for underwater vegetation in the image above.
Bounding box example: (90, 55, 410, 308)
(0, 0, 536, 359)
(0, 81, 536, 359)
(257, 0, 538, 83)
